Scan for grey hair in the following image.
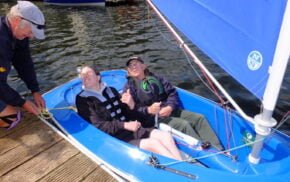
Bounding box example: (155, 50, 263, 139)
(7, 4, 29, 28)
(7, 4, 21, 19)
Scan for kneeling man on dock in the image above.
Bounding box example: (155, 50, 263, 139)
(0, 1, 46, 129)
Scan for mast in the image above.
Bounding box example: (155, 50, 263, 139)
(148, 0, 289, 164)
(147, 0, 255, 124)
(249, 1, 290, 164)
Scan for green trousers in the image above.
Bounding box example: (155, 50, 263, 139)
(159, 109, 223, 150)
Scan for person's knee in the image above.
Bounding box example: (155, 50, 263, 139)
(161, 131, 175, 145)
(182, 110, 207, 122)
(169, 118, 190, 128)
(149, 138, 161, 148)
(0, 105, 19, 128)
(0, 105, 17, 117)
(0, 100, 7, 114)
(160, 131, 172, 140)
(176, 120, 192, 130)
(193, 113, 208, 123)
(145, 139, 163, 152)
(140, 138, 160, 151)
(151, 130, 174, 143)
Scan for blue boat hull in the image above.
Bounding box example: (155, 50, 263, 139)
(44, 0, 105, 6)
(43, 70, 290, 181)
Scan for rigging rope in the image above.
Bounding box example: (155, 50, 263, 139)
(38, 106, 77, 120)
(148, 6, 227, 105)
(147, 6, 237, 152)
(155, 114, 290, 167)
(275, 111, 290, 131)
(38, 104, 289, 167)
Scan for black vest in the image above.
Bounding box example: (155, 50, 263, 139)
(128, 75, 168, 106)
(79, 87, 126, 122)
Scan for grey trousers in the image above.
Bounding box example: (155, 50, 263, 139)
(159, 109, 223, 150)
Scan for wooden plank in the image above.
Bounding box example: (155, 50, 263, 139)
(0, 140, 79, 182)
(83, 168, 117, 182)
(0, 113, 116, 181)
(38, 153, 102, 182)
(0, 113, 36, 138)
(0, 121, 62, 176)
(0, 117, 61, 155)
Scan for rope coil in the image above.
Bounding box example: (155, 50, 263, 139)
(38, 106, 77, 120)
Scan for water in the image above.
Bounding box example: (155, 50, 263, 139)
(1, 1, 289, 134)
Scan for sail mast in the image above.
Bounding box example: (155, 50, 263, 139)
(147, 0, 255, 123)
(249, 1, 290, 164)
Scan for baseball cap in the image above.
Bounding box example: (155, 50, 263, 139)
(17, 1, 45, 39)
(126, 56, 144, 67)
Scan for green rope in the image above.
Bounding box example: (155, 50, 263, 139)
(38, 106, 77, 120)
(48, 106, 77, 112)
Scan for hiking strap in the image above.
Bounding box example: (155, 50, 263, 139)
(147, 155, 196, 180)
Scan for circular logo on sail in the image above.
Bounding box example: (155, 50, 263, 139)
(247, 51, 263, 71)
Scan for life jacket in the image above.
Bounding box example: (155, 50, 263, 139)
(79, 87, 126, 122)
(128, 74, 168, 106)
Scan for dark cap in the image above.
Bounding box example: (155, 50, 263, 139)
(126, 56, 144, 66)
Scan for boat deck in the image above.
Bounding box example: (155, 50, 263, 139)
(0, 113, 116, 182)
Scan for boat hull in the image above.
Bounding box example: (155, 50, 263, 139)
(43, 70, 290, 181)
(44, 0, 105, 6)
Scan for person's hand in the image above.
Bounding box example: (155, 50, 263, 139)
(121, 89, 135, 110)
(159, 105, 173, 117)
(147, 102, 161, 115)
(124, 120, 141, 132)
(22, 100, 40, 115)
(32, 92, 46, 109)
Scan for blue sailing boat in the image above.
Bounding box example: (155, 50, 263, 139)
(149, 0, 290, 164)
(43, 0, 105, 6)
(42, 0, 290, 181)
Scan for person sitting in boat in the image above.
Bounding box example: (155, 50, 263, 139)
(75, 66, 182, 160)
(123, 56, 223, 150)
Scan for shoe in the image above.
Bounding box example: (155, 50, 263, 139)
(0, 111, 22, 130)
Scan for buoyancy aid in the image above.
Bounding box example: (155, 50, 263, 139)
(128, 75, 168, 106)
(79, 86, 126, 121)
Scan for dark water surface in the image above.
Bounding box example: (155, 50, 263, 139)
(1, 1, 289, 133)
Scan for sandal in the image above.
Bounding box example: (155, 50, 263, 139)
(0, 110, 22, 130)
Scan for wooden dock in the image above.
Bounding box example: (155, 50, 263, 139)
(0, 113, 117, 182)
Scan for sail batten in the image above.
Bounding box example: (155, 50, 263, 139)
(151, 0, 287, 99)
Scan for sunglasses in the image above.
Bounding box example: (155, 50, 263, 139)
(20, 17, 46, 29)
